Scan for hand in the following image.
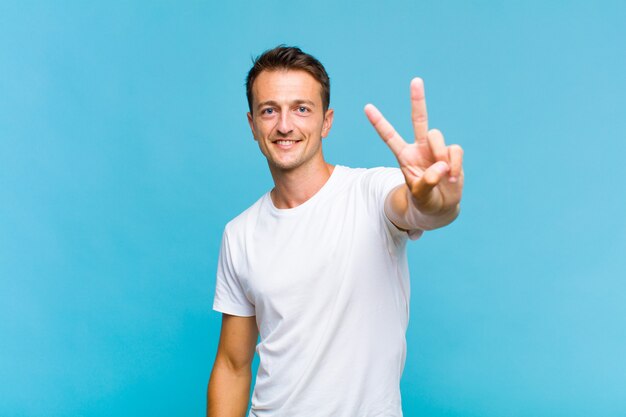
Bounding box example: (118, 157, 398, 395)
(364, 78, 464, 215)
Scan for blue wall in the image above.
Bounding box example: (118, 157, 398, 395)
(1, 1, 625, 416)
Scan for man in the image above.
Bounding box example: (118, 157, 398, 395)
(207, 46, 464, 417)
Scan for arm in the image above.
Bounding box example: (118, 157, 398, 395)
(365, 78, 464, 233)
(207, 313, 259, 417)
(385, 184, 460, 232)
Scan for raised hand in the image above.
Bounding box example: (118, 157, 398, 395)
(364, 78, 464, 216)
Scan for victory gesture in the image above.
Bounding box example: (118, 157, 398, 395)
(365, 78, 464, 219)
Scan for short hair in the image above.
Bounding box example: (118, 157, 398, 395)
(246, 45, 330, 114)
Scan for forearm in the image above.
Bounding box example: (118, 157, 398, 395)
(385, 184, 460, 232)
(207, 361, 252, 417)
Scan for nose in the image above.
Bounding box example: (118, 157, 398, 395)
(277, 112, 294, 135)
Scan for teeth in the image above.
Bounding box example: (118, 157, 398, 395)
(276, 140, 297, 145)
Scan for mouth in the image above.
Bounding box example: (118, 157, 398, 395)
(272, 139, 302, 148)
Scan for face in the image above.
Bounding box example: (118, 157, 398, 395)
(247, 70, 333, 173)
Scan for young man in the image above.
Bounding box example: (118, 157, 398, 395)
(207, 46, 464, 417)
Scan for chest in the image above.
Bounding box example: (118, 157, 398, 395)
(239, 193, 385, 309)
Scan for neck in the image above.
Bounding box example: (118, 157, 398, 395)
(269, 160, 335, 209)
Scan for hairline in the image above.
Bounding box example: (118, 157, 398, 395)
(250, 69, 325, 113)
(245, 46, 331, 114)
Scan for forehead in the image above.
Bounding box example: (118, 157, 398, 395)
(252, 69, 323, 105)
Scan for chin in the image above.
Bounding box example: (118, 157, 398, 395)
(270, 161, 301, 171)
(266, 154, 306, 171)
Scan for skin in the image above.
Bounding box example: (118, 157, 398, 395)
(247, 69, 335, 209)
(207, 314, 257, 417)
(207, 71, 464, 417)
(365, 77, 464, 230)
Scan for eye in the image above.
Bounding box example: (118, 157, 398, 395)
(297, 106, 309, 113)
(261, 108, 275, 115)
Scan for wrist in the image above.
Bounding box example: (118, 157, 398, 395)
(406, 187, 460, 230)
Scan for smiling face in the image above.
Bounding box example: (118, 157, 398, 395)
(247, 69, 334, 173)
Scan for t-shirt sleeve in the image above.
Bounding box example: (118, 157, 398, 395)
(212, 227, 256, 317)
(365, 167, 423, 242)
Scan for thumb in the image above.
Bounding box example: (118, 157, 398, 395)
(409, 161, 449, 202)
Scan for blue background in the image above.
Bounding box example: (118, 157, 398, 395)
(1, 1, 625, 416)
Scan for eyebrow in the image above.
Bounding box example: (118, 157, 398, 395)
(256, 99, 317, 110)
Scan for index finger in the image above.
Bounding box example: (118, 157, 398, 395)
(364, 103, 407, 157)
(411, 77, 429, 146)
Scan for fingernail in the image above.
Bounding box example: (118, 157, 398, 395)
(449, 176, 457, 183)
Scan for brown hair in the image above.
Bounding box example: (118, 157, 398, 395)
(246, 45, 330, 114)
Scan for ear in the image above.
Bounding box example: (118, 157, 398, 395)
(321, 108, 334, 138)
(247, 112, 257, 141)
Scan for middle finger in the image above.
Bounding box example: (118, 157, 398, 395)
(411, 77, 429, 146)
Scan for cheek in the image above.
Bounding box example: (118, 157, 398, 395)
(294, 117, 323, 133)
(255, 120, 275, 137)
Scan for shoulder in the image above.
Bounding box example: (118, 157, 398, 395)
(362, 166, 403, 179)
(223, 193, 268, 238)
(336, 165, 401, 179)
(336, 165, 403, 191)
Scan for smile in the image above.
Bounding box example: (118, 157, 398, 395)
(272, 139, 302, 149)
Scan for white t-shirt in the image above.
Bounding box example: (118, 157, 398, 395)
(213, 165, 422, 417)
